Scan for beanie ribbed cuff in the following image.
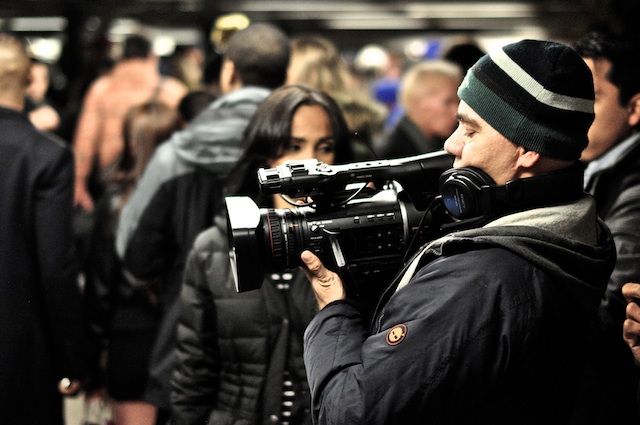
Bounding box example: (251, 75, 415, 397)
(458, 71, 585, 160)
(457, 40, 595, 161)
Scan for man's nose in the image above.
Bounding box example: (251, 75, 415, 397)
(443, 130, 464, 157)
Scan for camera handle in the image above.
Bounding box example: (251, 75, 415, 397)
(328, 235, 346, 268)
(325, 233, 360, 299)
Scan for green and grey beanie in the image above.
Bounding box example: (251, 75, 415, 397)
(458, 39, 595, 160)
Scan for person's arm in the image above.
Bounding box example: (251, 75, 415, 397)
(72, 81, 105, 212)
(622, 283, 640, 363)
(171, 240, 220, 424)
(35, 143, 86, 390)
(301, 250, 517, 424)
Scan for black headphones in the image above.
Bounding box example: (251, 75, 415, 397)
(438, 162, 585, 220)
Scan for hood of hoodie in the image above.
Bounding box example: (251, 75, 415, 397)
(171, 86, 271, 174)
(398, 196, 615, 315)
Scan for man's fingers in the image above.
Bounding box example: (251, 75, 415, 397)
(58, 378, 81, 396)
(627, 301, 640, 322)
(624, 318, 640, 345)
(622, 283, 640, 303)
(301, 251, 329, 280)
(301, 250, 319, 271)
(74, 186, 94, 212)
(300, 250, 346, 309)
(623, 297, 640, 364)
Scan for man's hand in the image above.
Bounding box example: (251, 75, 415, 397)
(58, 378, 81, 396)
(300, 250, 345, 310)
(74, 182, 94, 212)
(622, 283, 640, 364)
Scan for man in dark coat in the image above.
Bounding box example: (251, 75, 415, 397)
(0, 33, 85, 424)
(571, 30, 640, 425)
(300, 40, 615, 424)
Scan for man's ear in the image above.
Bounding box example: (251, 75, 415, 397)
(219, 59, 238, 93)
(515, 147, 541, 170)
(627, 93, 640, 127)
(24, 72, 32, 88)
(227, 61, 239, 85)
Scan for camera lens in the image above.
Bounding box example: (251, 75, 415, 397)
(226, 197, 267, 292)
(227, 189, 428, 294)
(264, 209, 304, 270)
(226, 197, 308, 292)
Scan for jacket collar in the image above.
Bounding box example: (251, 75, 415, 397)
(584, 132, 640, 187)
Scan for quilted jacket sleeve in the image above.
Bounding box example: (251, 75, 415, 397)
(171, 229, 221, 424)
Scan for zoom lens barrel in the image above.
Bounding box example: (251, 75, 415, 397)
(226, 189, 425, 293)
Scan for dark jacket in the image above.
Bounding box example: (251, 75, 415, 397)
(574, 135, 640, 424)
(88, 188, 161, 334)
(0, 107, 84, 424)
(376, 115, 444, 159)
(171, 218, 316, 425)
(304, 196, 615, 425)
(116, 86, 271, 409)
(84, 187, 161, 391)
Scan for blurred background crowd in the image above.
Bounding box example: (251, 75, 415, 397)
(2, 0, 640, 424)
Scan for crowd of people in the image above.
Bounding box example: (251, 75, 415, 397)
(1, 19, 640, 425)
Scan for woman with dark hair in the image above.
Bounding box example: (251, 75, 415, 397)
(287, 36, 386, 160)
(171, 85, 354, 425)
(85, 101, 180, 425)
(231, 83, 353, 204)
(118, 102, 181, 193)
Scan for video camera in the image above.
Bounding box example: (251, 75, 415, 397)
(225, 150, 454, 293)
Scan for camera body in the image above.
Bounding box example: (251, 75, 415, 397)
(226, 151, 454, 293)
(226, 149, 587, 294)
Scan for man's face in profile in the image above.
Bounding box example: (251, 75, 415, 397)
(443, 100, 521, 185)
(413, 75, 460, 139)
(581, 57, 632, 162)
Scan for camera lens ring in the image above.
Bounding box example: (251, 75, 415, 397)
(266, 210, 285, 268)
(283, 210, 303, 268)
(265, 208, 306, 270)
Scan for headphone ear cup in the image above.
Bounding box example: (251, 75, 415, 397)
(439, 168, 495, 219)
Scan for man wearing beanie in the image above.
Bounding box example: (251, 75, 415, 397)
(300, 39, 615, 424)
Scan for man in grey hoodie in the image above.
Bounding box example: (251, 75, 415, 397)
(115, 23, 290, 422)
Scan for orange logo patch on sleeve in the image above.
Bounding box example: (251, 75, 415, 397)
(385, 324, 408, 346)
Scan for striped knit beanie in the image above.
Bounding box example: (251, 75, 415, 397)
(458, 39, 595, 160)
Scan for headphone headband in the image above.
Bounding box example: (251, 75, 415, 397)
(439, 162, 585, 220)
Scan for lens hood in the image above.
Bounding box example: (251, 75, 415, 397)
(225, 196, 267, 292)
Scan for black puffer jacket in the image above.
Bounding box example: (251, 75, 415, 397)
(84, 187, 161, 390)
(171, 217, 317, 425)
(304, 196, 615, 425)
